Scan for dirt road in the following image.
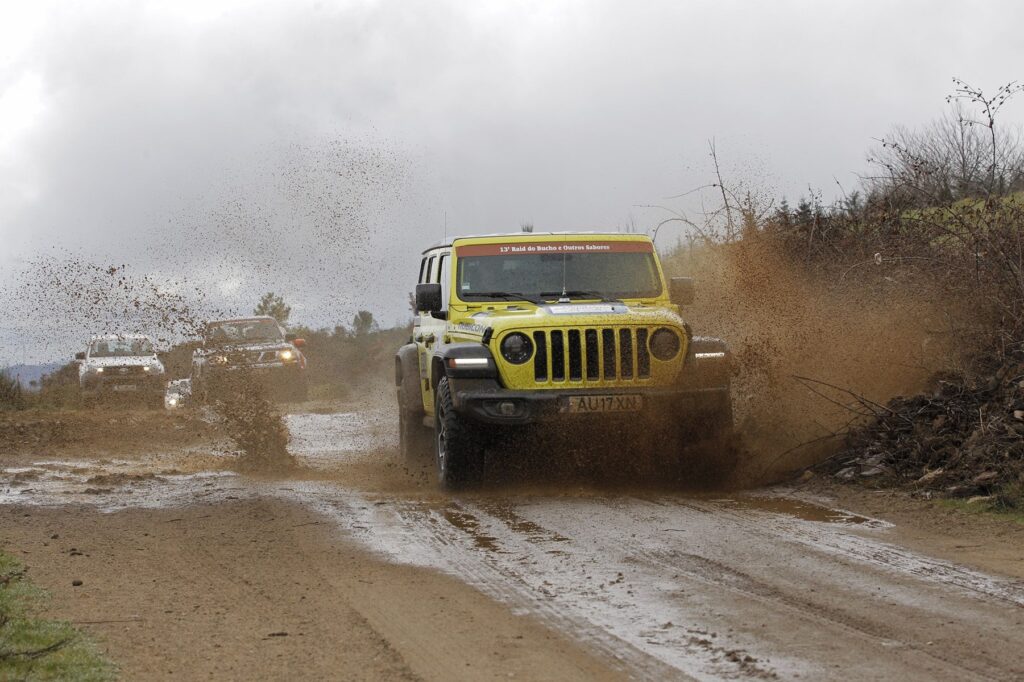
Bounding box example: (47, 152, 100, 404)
(3, 407, 1024, 680)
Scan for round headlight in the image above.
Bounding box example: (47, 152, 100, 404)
(500, 332, 534, 364)
(649, 328, 681, 361)
(279, 349, 295, 361)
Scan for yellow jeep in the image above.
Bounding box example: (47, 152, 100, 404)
(395, 232, 733, 487)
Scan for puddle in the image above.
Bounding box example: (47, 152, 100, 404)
(0, 458, 240, 509)
(731, 496, 887, 527)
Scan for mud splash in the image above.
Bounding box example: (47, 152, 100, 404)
(210, 372, 296, 473)
(671, 237, 957, 482)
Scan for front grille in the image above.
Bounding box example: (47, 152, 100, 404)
(531, 327, 654, 384)
(106, 365, 146, 376)
(226, 350, 272, 364)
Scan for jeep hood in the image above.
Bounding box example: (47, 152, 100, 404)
(457, 302, 685, 334)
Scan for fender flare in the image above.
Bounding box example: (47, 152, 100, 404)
(395, 343, 419, 386)
(431, 343, 499, 390)
(681, 336, 731, 390)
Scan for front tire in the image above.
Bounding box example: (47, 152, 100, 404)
(679, 394, 737, 486)
(434, 377, 484, 488)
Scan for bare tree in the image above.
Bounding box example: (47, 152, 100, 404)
(867, 80, 1024, 203)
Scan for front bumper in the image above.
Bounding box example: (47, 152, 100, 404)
(448, 378, 729, 426)
(207, 360, 301, 375)
(204, 362, 305, 391)
(81, 375, 165, 395)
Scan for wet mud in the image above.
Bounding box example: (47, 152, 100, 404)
(4, 407, 1024, 680)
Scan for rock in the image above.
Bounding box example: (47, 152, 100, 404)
(971, 471, 999, 485)
(798, 470, 814, 483)
(966, 495, 994, 505)
(862, 454, 885, 467)
(72, 580, 83, 587)
(860, 466, 885, 477)
(1014, 410, 1024, 421)
(915, 468, 944, 485)
(835, 467, 857, 481)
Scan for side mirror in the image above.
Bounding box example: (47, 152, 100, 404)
(670, 277, 695, 306)
(415, 283, 443, 314)
(75, 351, 86, 361)
(292, 338, 306, 348)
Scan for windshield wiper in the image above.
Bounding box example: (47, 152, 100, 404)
(471, 292, 547, 305)
(540, 290, 622, 303)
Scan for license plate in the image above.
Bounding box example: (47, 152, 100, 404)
(112, 384, 137, 392)
(561, 394, 642, 414)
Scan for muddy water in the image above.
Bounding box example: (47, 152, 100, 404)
(3, 410, 1024, 681)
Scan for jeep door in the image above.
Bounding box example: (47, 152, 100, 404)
(415, 249, 449, 415)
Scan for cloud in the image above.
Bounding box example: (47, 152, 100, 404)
(1, 0, 1024, 362)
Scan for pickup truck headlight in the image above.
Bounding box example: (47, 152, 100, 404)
(279, 349, 296, 361)
(649, 328, 681, 361)
(500, 333, 534, 364)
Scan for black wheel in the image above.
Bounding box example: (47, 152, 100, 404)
(397, 360, 431, 463)
(679, 393, 737, 486)
(434, 376, 484, 488)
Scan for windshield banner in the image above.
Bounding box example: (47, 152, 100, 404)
(456, 241, 653, 257)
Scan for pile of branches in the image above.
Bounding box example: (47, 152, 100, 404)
(820, 351, 1024, 507)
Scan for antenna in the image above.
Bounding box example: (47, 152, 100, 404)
(443, 211, 447, 241)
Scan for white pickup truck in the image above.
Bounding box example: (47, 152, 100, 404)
(76, 334, 166, 407)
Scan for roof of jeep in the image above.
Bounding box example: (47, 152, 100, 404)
(421, 231, 651, 254)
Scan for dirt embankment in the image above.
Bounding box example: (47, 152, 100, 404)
(0, 498, 622, 682)
(0, 409, 222, 463)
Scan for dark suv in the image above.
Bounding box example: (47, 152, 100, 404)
(191, 316, 308, 402)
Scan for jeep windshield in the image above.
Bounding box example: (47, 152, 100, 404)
(204, 319, 283, 345)
(89, 338, 154, 357)
(455, 241, 662, 302)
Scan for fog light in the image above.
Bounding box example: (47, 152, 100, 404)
(498, 401, 517, 416)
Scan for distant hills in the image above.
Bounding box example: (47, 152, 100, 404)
(1, 363, 66, 389)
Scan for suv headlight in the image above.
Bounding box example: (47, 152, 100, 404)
(279, 349, 296, 361)
(500, 332, 534, 364)
(649, 328, 681, 361)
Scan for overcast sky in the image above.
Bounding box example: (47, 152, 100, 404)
(2, 0, 1023, 364)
